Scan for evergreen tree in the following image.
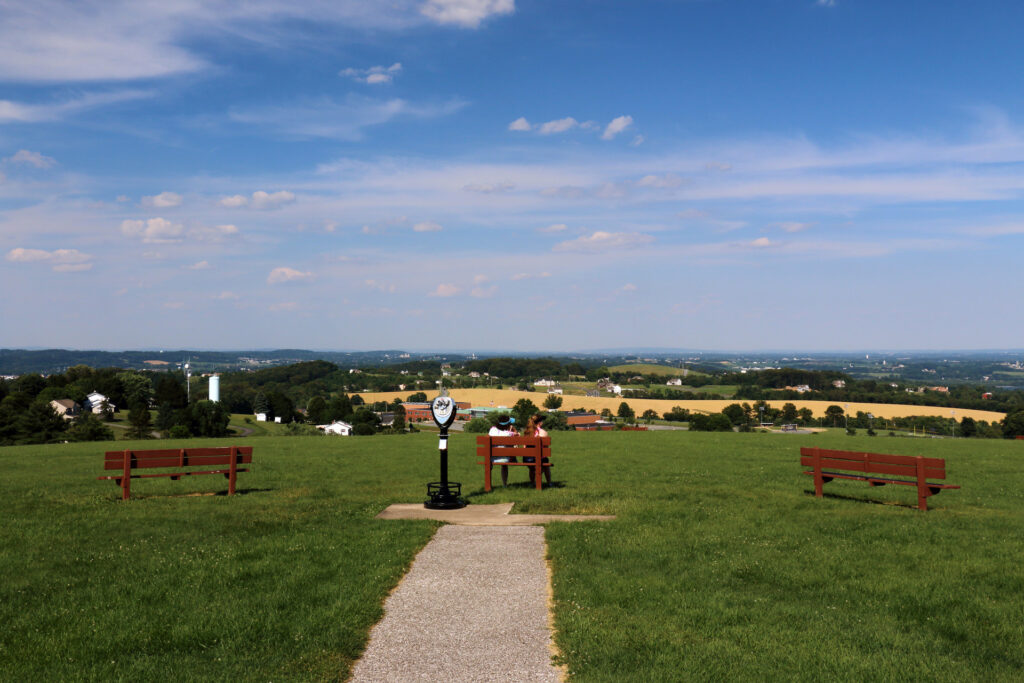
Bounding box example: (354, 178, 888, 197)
(253, 392, 269, 415)
(16, 400, 67, 444)
(68, 412, 115, 442)
(126, 403, 153, 439)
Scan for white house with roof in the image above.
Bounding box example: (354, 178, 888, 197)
(85, 392, 115, 414)
(320, 421, 353, 436)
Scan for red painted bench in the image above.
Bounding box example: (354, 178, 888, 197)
(800, 446, 959, 511)
(476, 435, 552, 491)
(99, 446, 252, 500)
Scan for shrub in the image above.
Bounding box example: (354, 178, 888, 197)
(168, 425, 191, 439)
(464, 418, 491, 433)
(353, 424, 376, 436)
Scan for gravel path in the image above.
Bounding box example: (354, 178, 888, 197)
(349, 525, 563, 682)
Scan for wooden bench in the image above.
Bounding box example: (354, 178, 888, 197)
(800, 446, 959, 511)
(99, 446, 253, 500)
(476, 435, 552, 491)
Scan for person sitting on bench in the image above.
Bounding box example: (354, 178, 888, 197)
(488, 414, 518, 486)
(524, 413, 552, 487)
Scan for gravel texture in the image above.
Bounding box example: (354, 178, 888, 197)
(349, 525, 563, 682)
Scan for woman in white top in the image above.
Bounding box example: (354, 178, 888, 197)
(488, 414, 517, 486)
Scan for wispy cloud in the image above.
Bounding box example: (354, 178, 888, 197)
(267, 267, 313, 284)
(4, 150, 57, 168)
(219, 190, 295, 210)
(229, 95, 467, 141)
(0, 90, 153, 123)
(421, 0, 515, 28)
(553, 231, 654, 252)
(142, 191, 182, 208)
(121, 218, 184, 244)
(539, 117, 579, 135)
(601, 115, 633, 140)
(430, 283, 460, 297)
(6, 247, 93, 271)
(0, 2, 513, 83)
(340, 63, 403, 84)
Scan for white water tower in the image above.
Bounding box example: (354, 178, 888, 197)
(209, 375, 220, 402)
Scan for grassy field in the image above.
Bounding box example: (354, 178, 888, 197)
(358, 388, 1007, 423)
(2, 431, 1022, 680)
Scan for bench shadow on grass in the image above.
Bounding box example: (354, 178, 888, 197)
(802, 489, 921, 511)
(104, 487, 275, 501)
(464, 481, 567, 499)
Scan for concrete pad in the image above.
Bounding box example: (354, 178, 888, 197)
(376, 503, 615, 526)
(349, 525, 564, 682)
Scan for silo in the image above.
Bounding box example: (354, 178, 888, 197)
(209, 375, 220, 402)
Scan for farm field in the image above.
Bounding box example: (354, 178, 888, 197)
(356, 388, 1006, 422)
(1, 431, 1022, 680)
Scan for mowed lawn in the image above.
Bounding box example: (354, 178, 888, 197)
(1, 431, 1022, 681)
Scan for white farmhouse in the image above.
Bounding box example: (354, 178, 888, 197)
(85, 392, 115, 414)
(320, 421, 353, 436)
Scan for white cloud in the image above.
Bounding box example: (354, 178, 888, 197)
(747, 237, 778, 248)
(0, 90, 153, 122)
(251, 190, 296, 210)
(120, 217, 184, 243)
(6, 247, 92, 271)
(621, 283, 638, 292)
(267, 267, 313, 284)
(5, 150, 56, 168)
(184, 260, 210, 270)
(215, 291, 239, 300)
(420, 0, 515, 28)
(115, 195, 130, 203)
(413, 221, 443, 232)
(538, 223, 567, 233)
(511, 272, 551, 280)
(630, 135, 645, 147)
(219, 195, 248, 208)
(601, 115, 633, 141)
(0, 3, 511, 83)
(705, 161, 732, 172)
(553, 231, 654, 252)
(430, 283, 460, 297)
(142, 191, 182, 208)
(220, 191, 295, 210)
(471, 285, 497, 298)
(340, 62, 402, 84)
(508, 117, 531, 131)
(539, 117, 579, 135)
(817, 0, 837, 7)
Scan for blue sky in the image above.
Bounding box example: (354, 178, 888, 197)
(2, 0, 1024, 352)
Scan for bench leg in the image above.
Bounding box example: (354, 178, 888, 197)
(484, 459, 492, 492)
(228, 446, 238, 495)
(534, 460, 542, 490)
(121, 449, 131, 501)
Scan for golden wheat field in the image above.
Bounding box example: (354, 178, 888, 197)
(354, 388, 1006, 423)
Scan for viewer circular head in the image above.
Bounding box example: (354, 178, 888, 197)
(497, 415, 513, 427)
(534, 414, 546, 424)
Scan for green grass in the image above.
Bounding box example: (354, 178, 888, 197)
(2, 431, 1022, 681)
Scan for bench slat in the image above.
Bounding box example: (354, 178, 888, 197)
(99, 468, 250, 481)
(103, 454, 252, 470)
(104, 447, 253, 461)
(799, 456, 944, 480)
(800, 447, 944, 468)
